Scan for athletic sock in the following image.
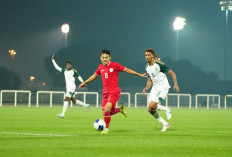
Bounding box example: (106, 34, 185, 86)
(110, 108, 121, 115)
(75, 100, 87, 106)
(152, 112, 168, 126)
(157, 104, 168, 111)
(104, 112, 111, 129)
(62, 101, 69, 115)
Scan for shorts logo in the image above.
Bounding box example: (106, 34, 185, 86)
(110, 68, 114, 72)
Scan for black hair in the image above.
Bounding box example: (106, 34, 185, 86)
(101, 49, 111, 56)
(66, 61, 72, 65)
(144, 48, 156, 57)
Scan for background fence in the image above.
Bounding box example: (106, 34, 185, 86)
(0, 90, 232, 109)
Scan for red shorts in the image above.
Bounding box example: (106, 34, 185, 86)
(102, 92, 121, 111)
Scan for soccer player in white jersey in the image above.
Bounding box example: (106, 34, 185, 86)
(142, 48, 179, 132)
(51, 54, 89, 118)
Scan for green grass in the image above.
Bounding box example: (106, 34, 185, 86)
(0, 107, 232, 157)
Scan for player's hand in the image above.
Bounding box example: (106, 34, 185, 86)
(140, 73, 148, 77)
(143, 88, 147, 95)
(79, 82, 86, 88)
(51, 53, 55, 60)
(174, 84, 179, 93)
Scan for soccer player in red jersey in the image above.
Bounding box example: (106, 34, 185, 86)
(79, 49, 147, 134)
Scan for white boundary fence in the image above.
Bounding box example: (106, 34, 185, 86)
(0, 90, 231, 109)
(135, 93, 192, 108)
(195, 94, 220, 109)
(224, 95, 232, 109)
(116, 92, 131, 108)
(0, 90, 31, 107)
(36, 91, 65, 107)
(134, 93, 149, 108)
(73, 92, 99, 107)
(166, 94, 192, 108)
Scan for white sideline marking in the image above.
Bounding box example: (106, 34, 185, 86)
(0, 132, 73, 137)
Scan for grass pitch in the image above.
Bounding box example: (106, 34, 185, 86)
(0, 107, 231, 157)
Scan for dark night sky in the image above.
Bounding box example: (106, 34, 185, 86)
(0, 0, 232, 85)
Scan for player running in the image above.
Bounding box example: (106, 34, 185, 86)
(51, 54, 89, 118)
(142, 48, 179, 132)
(79, 49, 147, 134)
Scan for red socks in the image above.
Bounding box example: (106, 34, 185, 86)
(104, 112, 111, 129)
(104, 108, 121, 129)
(110, 108, 121, 115)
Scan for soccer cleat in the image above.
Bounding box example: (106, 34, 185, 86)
(166, 107, 172, 120)
(101, 129, 108, 135)
(85, 104, 90, 112)
(161, 124, 170, 132)
(120, 106, 127, 118)
(57, 113, 65, 118)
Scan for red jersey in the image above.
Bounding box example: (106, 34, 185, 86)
(95, 62, 126, 94)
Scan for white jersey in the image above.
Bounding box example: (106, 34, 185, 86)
(146, 60, 170, 90)
(52, 59, 83, 90)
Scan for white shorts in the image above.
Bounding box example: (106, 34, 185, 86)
(148, 87, 169, 104)
(66, 88, 76, 98)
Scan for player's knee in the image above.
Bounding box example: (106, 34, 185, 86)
(148, 107, 156, 114)
(104, 103, 112, 112)
(71, 98, 76, 103)
(64, 98, 69, 101)
(104, 107, 111, 112)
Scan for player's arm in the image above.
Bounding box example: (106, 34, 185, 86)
(124, 68, 147, 77)
(77, 76, 84, 83)
(167, 69, 179, 93)
(51, 54, 62, 72)
(79, 73, 98, 88)
(74, 71, 84, 83)
(143, 77, 152, 94)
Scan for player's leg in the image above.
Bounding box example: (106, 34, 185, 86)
(57, 96, 70, 118)
(71, 97, 89, 112)
(148, 101, 170, 132)
(148, 87, 170, 131)
(156, 89, 171, 120)
(101, 102, 113, 134)
(109, 93, 127, 118)
(110, 107, 121, 115)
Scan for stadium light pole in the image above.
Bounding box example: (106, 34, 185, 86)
(173, 17, 186, 61)
(61, 23, 70, 48)
(219, 0, 232, 81)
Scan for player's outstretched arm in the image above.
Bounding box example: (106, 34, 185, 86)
(143, 78, 153, 94)
(77, 76, 84, 83)
(124, 68, 147, 77)
(167, 70, 179, 93)
(51, 54, 62, 72)
(79, 73, 98, 88)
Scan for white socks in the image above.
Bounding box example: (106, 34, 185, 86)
(62, 101, 69, 115)
(61, 100, 87, 116)
(157, 104, 168, 111)
(153, 112, 168, 126)
(157, 115, 168, 126)
(75, 100, 87, 106)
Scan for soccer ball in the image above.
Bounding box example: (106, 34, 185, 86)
(93, 119, 106, 131)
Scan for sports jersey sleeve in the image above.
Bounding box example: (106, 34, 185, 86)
(145, 65, 150, 78)
(73, 69, 84, 83)
(95, 66, 101, 76)
(61, 68, 65, 74)
(115, 62, 126, 72)
(52, 59, 62, 72)
(73, 69, 80, 78)
(157, 61, 170, 73)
